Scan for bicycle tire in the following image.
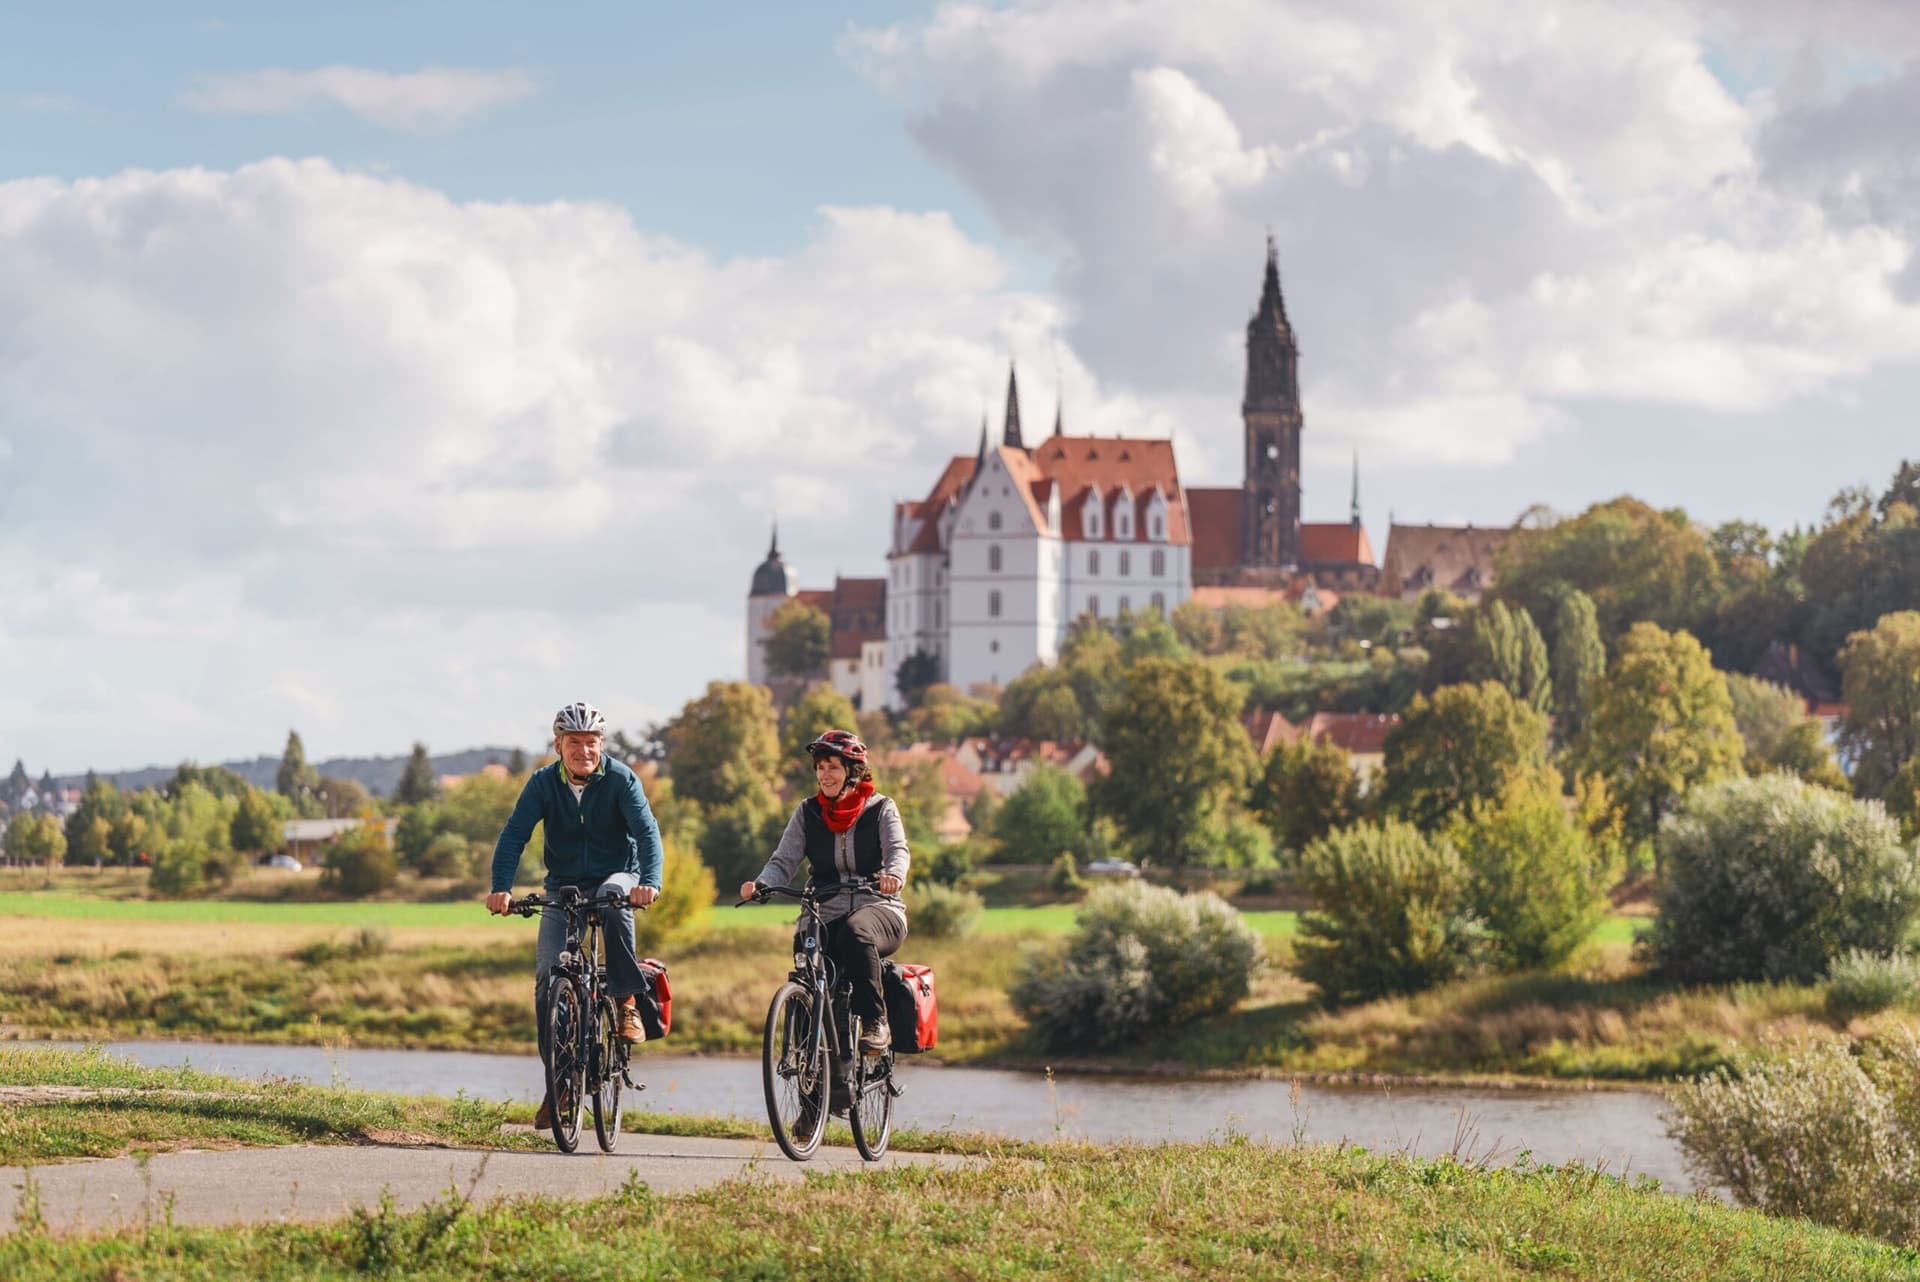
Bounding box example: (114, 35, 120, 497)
(544, 976, 586, 1153)
(848, 1018, 894, 1161)
(762, 980, 828, 1161)
(591, 993, 622, 1152)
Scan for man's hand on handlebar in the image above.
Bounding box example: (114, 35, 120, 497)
(630, 885, 659, 908)
(485, 891, 513, 916)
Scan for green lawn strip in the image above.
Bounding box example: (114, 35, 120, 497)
(3, 1142, 1915, 1280)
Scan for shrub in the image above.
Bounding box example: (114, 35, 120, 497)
(320, 827, 399, 897)
(1292, 821, 1482, 1004)
(634, 836, 716, 953)
(148, 838, 211, 898)
(1671, 1031, 1920, 1247)
(415, 832, 473, 879)
(1048, 852, 1085, 896)
(296, 927, 392, 965)
(1826, 950, 1920, 1022)
(1648, 774, 1920, 984)
(994, 766, 1087, 867)
(920, 841, 975, 888)
(1450, 770, 1620, 972)
(1011, 881, 1260, 1051)
(903, 881, 983, 939)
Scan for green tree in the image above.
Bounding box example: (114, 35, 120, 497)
(1293, 820, 1481, 1003)
(1550, 589, 1606, 745)
(634, 836, 717, 952)
(393, 802, 444, 868)
(1059, 617, 1125, 721)
(887, 755, 951, 848)
(107, 811, 157, 866)
(229, 788, 284, 855)
(62, 776, 126, 861)
(316, 775, 372, 820)
(506, 746, 529, 774)
(1091, 655, 1257, 867)
(1469, 601, 1552, 715)
(994, 765, 1087, 865)
(1170, 600, 1224, 654)
(1839, 611, 1920, 800)
(894, 649, 941, 708)
(1495, 497, 1725, 644)
(780, 683, 859, 795)
(1255, 737, 1363, 856)
(1572, 623, 1743, 848)
(1116, 607, 1187, 665)
(415, 831, 475, 878)
(320, 825, 399, 897)
(1450, 769, 1619, 971)
(394, 743, 440, 806)
(665, 681, 784, 813)
(963, 784, 1002, 852)
(763, 599, 832, 679)
(1380, 682, 1550, 832)
(699, 795, 784, 891)
(1725, 673, 1848, 792)
(439, 772, 521, 843)
(904, 684, 997, 742)
(275, 730, 320, 811)
(998, 665, 1089, 741)
(5, 812, 67, 874)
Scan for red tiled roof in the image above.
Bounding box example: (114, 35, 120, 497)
(831, 577, 884, 610)
(1300, 522, 1374, 565)
(1304, 712, 1398, 756)
(1241, 709, 1303, 756)
(904, 457, 981, 555)
(1380, 523, 1509, 597)
(794, 589, 831, 612)
(1027, 436, 1189, 545)
(1188, 487, 1241, 571)
(879, 743, 986, 803)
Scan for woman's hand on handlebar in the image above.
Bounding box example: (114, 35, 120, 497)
(738, 880, 761, 902)
(875, 874, 902, 895)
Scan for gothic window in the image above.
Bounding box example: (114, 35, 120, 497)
(1151, 592, 1166, 613)
(988, 511, 1003, 531)
(989, 544, 1002, 573)
(1151, 549, 1165, 577)
(1119, 550, 1131, 576)
(988, 590, 1002, 619)
(1088, 549, 1101, 576)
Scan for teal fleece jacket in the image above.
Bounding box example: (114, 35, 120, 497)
(490, 758, 663, 894)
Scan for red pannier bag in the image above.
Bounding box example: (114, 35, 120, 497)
(882, 961, 937, 1053)
(637, 957, 672, 1039)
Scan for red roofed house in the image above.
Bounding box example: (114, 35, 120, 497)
(1238, 708, 1398, 789)
(952, 737, 1108, 798)
(747, 526, 890, 709)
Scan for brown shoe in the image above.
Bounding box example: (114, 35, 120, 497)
(620, 994, 646, 1043)
(859, 1018, 891, 1055)
(534, 1096, 552, 1131)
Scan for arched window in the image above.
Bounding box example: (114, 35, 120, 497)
(1088, 549, 1101, 576)
(1151, 592, 1166, 613)
(988, 590, 1002, 619)
(1150, 549, 1165, 577)
(988, 544, 1002, 573)
(1119, 550, 1131, 576)
(988, 510, 1002, 531)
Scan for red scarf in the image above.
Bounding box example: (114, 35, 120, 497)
(817, 778, 874, 834)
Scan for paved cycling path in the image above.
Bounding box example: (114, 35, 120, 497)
(0, 1134, 977, 1235)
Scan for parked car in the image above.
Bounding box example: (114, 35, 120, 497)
(263, 853, 303, 871)
(1085, 859, 1140, 878)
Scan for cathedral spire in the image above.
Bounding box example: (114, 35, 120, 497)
(1003, 362, 1025, 451)
(1053, 396, 1064, 438)
(767, 519, 780, 559)
(975, 412, 990, 465)
(1350, 449, 1362, 528)
(1254, 232, 1292, 335)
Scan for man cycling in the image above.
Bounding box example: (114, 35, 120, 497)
(486, 700, 662, 1130)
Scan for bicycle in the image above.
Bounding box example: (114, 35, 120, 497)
(508, 886, 645, 1154)
(741, 877, 902, 1162)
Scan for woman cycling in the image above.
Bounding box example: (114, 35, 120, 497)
(739, 728, 909, 1054)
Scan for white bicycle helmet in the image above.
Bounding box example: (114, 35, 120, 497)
(552, 701, 608, 737)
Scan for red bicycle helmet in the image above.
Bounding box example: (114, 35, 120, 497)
(804, 728, 868, 766)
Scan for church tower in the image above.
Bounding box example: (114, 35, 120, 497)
(1241, 236, 1302, 568)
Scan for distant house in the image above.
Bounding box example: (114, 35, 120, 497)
(1239, 709, 1398, 789)
(1380, 523, 1510, 601)
(952, 737, 1106, 799)
(283, 817, 399, 864)
(877, 743, 984, 843)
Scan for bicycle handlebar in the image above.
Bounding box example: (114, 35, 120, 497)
(506, 888, 644, 918)
(739, 876, 879, 907)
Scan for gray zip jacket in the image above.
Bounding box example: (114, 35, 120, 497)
(754, 792, 911, 928)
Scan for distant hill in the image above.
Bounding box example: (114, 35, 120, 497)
(78, 747, 535, 799)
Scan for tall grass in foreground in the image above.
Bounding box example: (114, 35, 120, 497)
(4, 1143, 1917, 1280)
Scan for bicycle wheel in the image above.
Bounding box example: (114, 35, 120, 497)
(848, 1018, 894, 1161)
(762, 981, 828, 1161)
(543, 976, 586, 1153)
(591, 994, 622, 1152)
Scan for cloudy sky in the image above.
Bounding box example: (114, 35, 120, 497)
(5, 2, 1920, 775)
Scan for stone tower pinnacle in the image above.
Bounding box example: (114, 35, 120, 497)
(1241, 235, 1304, 569)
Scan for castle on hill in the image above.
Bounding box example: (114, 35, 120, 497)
(749, 241, 1501, 710)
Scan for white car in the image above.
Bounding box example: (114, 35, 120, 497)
(265, 854, 303, 871)
(1085, 859, 1140, 878)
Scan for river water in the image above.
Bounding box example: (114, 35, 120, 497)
(50, 1039, 1706, 1196)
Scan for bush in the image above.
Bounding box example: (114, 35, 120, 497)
(1292, 821, 1482, 1004)
(1450, 770, 1620, 972)
(1671, 1031, 1920, 1247)
(920, 841, 975, 888)
(415, 832, 473, 879)
(634, 836, 716, 954)
(295, 927, 392, 965)
(1048, 852, 1085, 896)
(148, 838, 211, 898)
(903, 881, 983, 939)
(1826, 950, 1920, 1022)
(1649, 774, 1920, 984)
(1011, 881, 1260, 1051)
(320, 827, 398, 897)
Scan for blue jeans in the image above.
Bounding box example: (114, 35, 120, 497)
(534, 873, 643, 1061)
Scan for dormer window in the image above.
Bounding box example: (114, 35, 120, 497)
(1115, 500, 1132, 541)
(1083, 487, 1104, 540)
